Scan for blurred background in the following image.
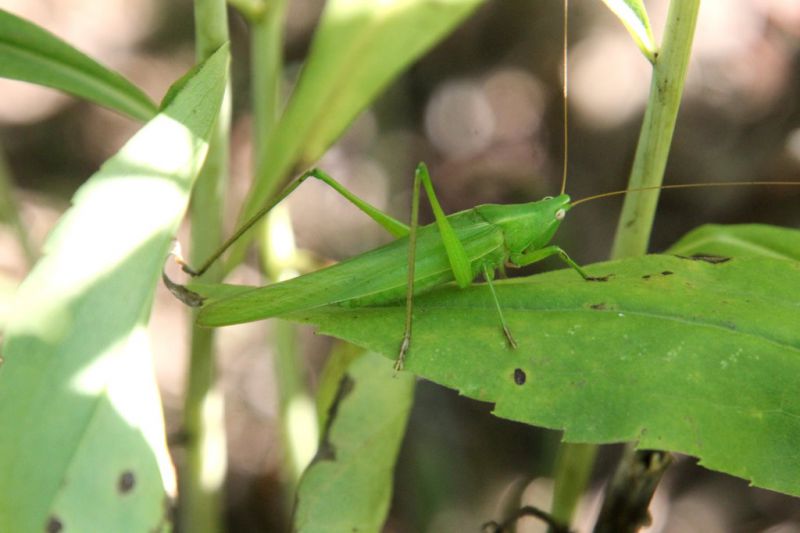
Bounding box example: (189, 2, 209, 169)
(1, 0, 800, 531)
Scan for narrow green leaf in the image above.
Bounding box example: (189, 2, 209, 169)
(229, 0, 485, 268)
(284, 255, 800, 498)
(294, 352, 414, 533)
(600, 0, 657, 62)
(0, 44, 229, 532)
(0, 8, 157, 121)
(667, 224, 800, 262)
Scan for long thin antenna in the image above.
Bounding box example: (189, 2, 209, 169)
(560, 0, 569, 195)
(571, 181, 800, 208)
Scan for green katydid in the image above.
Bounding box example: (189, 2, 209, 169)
(165, 163, 799, 371)
(170, 162, 604, 371)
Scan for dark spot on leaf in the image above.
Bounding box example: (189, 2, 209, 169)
(118, 470, 135, 494)
(642, 274, 651, 280)
(590, 303, 607, 310)
(46, 516, 63, 533)
(676, 254, 731, 264)
(586, 274, 610, 282)
(513, 369, 526, 385)
(661, 271, 673, 276)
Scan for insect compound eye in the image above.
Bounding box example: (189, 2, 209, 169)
(555, 208, 566, 221)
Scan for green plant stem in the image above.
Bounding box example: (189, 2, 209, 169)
(549, 2, 699, 529)
(181, 0, 231, 532)
(549, 443, 597, 530)
(611, 0, 700, 259)
(251, 0, 316, 498)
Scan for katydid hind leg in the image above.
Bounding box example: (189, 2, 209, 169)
(417, 163, 473, 288)
(304, 168, 409, 238)
(182, 168, 411, 279)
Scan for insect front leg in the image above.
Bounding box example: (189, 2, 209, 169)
(510, 245, 609, 281)
(186, 168, 411, 278)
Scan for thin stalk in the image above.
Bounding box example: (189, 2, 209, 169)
(250, 0, 315, 504)
(549, 443, 597, 529)
(181, 0, 231, 531)
(611, 0, 700, 259)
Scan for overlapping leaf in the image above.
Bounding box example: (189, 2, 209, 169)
(0, 45, 228, 532)
(667, 223, 800, 261)
(293, 352, 414, 532)
(0, 8, 156, 121)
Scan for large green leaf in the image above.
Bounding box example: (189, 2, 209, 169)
(0, 44, 229, 532)
(0, 8, 156, 121)
(228, 0, 485, 268)
(667, 223, 800, 261)
(600, 0, 656, 62)
(279, 254, 800, 498)
(294, 351, 414, 533)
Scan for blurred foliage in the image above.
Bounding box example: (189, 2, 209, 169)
(0, 45, 228, 532)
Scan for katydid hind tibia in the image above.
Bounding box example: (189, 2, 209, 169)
(172, 163, 604, 370)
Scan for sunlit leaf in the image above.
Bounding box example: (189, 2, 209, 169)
(0, 44, 228, 532)
(0, 8, 156, 121)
